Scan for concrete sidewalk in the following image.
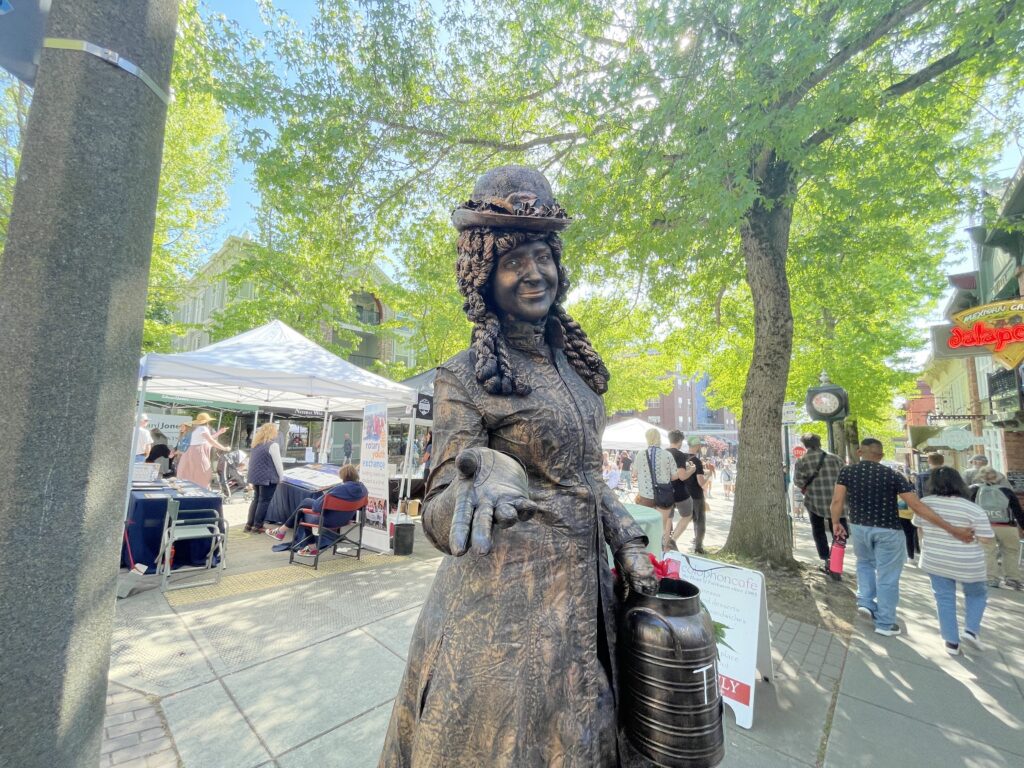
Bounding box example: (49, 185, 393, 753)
(102, 495, 1024, 767)
(824, 554, 1024, 767)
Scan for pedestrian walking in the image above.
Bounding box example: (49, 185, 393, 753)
(964, 454, 1010, 487)
(619, 450, 633, 491)
(914, 453, 948, 497)
(635, 428, 679, 551)
(704, 460, 716, 498)
(666, 430, 697, 548)
(175, 413, 229, 489)
(917, 467, 995, 655)
(343, 434, 353, 464)
(830, 438, 975, 637)
(793, 433, 847, 578)
(680, 444, 708, 553)
(721, 460, 735, 498)
(969, 467, 1024, 590)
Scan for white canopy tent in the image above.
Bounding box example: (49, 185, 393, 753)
(601, 418, 672, 451)
(138, 320, 416, 418)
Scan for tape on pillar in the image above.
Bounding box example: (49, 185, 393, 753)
(42, 37, 171, 105)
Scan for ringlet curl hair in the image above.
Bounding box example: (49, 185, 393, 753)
(455, 227, 610, 397)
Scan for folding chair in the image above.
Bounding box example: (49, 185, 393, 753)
(156, 498, 228, 592)
(289, 494, 365, 570)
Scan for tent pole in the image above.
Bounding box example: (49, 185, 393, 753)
(401, 415, 417, 501)
(216, 410, 223, 432)
(320, 403, 331, 463)
(123, 377, 150, 522)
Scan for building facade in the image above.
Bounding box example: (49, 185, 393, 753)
(915, 157, 1024, 482)
(173, 236, 416, 371)
(613, 371, 738, 449)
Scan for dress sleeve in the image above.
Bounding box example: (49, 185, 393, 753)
(421, 367, 488, 554)
(598, 482, 648, 552)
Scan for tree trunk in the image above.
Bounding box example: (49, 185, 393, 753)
(844, 419, 860, 463)
(723, 156, 798, 567)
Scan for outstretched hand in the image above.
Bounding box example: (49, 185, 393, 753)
(449, 447, 540, 556)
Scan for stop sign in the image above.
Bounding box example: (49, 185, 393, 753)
(793, 446, 807, 459)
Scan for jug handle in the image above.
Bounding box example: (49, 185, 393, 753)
(625, 606, 685, 657)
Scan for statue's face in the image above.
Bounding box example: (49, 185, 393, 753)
(490, 240, 558, 323)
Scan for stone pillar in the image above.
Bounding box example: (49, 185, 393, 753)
(0, 2, 177, 766)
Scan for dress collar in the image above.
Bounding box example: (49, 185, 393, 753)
(502, 316, 565, 352)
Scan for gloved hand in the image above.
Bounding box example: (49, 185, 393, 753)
(449, 447, 541, 556)
(615, 539, 658, 595)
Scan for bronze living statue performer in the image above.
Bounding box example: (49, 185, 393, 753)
(379, 166, 657, 768)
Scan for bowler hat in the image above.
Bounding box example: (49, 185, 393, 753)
(452, 165, 571, 232)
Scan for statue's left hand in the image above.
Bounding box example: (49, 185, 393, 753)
(615, 540, 658, 595)
(449, 447, 541, 556)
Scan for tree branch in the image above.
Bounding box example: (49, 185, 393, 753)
(378, 120, 595, 152)
(773, 0, 931, 112)
(803, 21, 1007, 150)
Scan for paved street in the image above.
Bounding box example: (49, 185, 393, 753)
(104, 495, 1024, 768)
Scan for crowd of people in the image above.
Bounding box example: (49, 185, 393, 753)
(600, 432, 732, 555)
(793, 433, 1023, 655)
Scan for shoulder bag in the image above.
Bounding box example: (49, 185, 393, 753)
(799, 452, 827, 494)
(647, 448, 676, 508)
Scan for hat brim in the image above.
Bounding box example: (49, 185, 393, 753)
(452, 209, 571, 233)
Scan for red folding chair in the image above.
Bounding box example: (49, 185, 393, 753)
(289, 493, 366, 570)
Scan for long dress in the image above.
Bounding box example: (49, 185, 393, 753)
(175, 425, 214, 489)
(379, 320, 647, 768)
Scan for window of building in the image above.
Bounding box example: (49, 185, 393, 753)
(648, 416, 661, 424)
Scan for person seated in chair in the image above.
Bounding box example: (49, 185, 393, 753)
(266, 464, 368, 555)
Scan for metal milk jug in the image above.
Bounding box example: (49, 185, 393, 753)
(619, 577, 725, 767)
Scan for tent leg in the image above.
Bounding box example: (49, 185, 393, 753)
(123, 377, 149, 522)
(401, 416, 417, 501)
(320, 404, 331, 463)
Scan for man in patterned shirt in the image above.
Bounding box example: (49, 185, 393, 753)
(793, 433, 846, 578)
(831, 438, 975, 637)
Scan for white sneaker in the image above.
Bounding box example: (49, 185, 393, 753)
(962, 630, 984, 651)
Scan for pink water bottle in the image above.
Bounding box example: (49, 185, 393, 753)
(829, 534, 846, 579)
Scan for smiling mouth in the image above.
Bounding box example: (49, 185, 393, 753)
(519, 290, 548, 299)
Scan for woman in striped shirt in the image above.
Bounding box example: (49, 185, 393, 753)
(916, 467, 995, 656)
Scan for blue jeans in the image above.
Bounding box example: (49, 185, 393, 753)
(929, 575, 987, 645)
(850, 524, 906, 629)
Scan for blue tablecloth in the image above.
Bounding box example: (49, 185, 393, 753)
(122, 482, 224, 574)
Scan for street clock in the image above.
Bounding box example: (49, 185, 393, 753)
(806, 373, 849, 422)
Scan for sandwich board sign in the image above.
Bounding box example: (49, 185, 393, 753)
(662, 552, 774, 729)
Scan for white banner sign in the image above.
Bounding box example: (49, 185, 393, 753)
(148, 414, 192, 443)
(360, 404, 391, 552)
(663, 553, 774, 729)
